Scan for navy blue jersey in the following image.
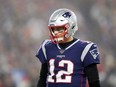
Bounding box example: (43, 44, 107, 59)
(36, 39, 100, 87)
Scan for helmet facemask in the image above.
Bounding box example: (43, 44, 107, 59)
(48, 8, 78, 44)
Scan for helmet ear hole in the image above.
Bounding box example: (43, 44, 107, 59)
(72, 25, 75, 29)
(60, 20, 64, 21)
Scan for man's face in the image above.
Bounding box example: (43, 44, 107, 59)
(52, 27, 73, 43)
(51, 27, 66, 43)
(52, 27, 65, 36)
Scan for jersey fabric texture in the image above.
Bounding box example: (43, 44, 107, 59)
(36, 39, 100, 87)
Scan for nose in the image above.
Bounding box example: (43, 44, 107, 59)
(54, 31, 59, 34)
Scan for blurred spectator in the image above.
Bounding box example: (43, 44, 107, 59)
(0, 0, 116, 87)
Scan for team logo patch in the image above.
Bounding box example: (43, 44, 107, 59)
(89, 48, 99, 59)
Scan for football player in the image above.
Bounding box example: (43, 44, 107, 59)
(36, 8, 101, 87)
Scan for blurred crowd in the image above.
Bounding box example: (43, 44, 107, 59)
(0, 0, 116, 87)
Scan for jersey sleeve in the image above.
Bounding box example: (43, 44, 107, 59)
(36, 40, 48, 64)
(81, 43, 100, 67)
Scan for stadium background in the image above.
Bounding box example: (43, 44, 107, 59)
(0, 0, 116, 87)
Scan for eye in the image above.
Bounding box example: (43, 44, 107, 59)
(51, 27, 65, 32)
(59, 28, 65, 32)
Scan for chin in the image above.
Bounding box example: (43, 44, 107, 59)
(58, 40, 66, 43)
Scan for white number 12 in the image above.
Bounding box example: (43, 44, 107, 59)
(48, 59, 74, 83)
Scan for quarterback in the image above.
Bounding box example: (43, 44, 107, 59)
(36, 8, 101, 87)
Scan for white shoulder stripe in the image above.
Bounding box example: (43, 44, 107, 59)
(42, 40, 49, 60)
(81, 43, 94, 62)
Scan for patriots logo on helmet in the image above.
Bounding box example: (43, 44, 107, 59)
(62, 12, 71, 18)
